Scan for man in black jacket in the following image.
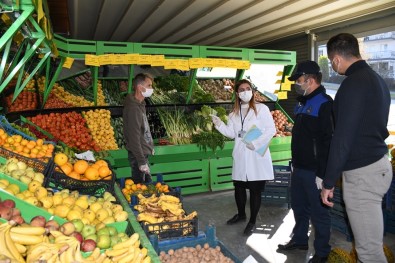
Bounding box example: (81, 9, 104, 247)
(278, 61, 333, 263)
(321, 33, 392, 262)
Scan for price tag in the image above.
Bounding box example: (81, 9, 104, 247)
(63, 57, 74, 69)
(277, 91, 288, 100)
(85, 54, 100, 66)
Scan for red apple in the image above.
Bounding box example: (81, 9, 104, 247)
(2, 199, 15, 209)
(11, 208, 21, 217)
(11, 215, 25, 225)
(81, 239, 96, 252)
(71, 231, 84, 244)
(45, 220, 60, 232)
(0, 206, 13, 220)
(30, 215, 46, 227)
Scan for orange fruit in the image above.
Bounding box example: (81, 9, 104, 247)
(74, 160, 89, 174)
(95, 160, 108, 167)
(155, 182, 162, 188)
(54, 153, 68, 166)
(90, 163, 100, 170)
(68, 171, 81, 180)
(23, 147, 30, 154)
(26, 141, 36, 149)
(36, 139, 44, 146)
(84, 167, 99, 180)
(98, 166, 111, 178)
(125, 179, 134, 186)
(20, 139, 28, 146)
(141, 185, 147, 191)
(60, 163, 73, 175)
(0, 129, 4, 136)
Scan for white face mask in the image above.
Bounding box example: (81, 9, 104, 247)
(142, 88, 153, 98)
(238, 90, 253, 103)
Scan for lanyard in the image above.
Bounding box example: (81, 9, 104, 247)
(239, 106, 250, 131)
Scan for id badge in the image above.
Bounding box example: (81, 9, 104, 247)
(238, 130, 246, 138)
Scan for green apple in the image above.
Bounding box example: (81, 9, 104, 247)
(97, 234, 111, 249)
(85, 234, 97, 242)
(96, 227, 110, 236)
(81, 224, 96, 239)
(106, 226, 118, 236)
(110, 235, 120, 247)
(71, 219, 84, 233)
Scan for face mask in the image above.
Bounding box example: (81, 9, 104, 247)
(238, 90, 253, 103)
(294, 81, 310, 96)
(332, 58, 343, 76)
(142, 88, 153, 98)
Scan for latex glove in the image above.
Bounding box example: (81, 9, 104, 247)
(139, 164, 150, 174)
(152, 148, 155, 155)
(246, 142, 255, 151)
(211, 114, 222, 127)
(315, 176, 323, 190)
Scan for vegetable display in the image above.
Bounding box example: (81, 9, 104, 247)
(271, 110, 293, 137)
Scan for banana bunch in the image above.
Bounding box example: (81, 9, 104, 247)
(105, 233, 151, 263)
(25, 241, 69, 263)
(0, 221, 26, 263)
(135, 194, 197, 223)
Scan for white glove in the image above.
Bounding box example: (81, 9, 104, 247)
(211, 114, 222, 127)
(315, 177, 323, 190)
(139, 164, 150, 174)
(246, 142, 255, 151)
(152, 148, 155, 155)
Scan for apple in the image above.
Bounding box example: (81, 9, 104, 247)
(0, 206, 13, 220)
(110, 235, 120, 247)
(11, 215, 25, 225)
(81, 224, 96, 239)
(81, 239, 96, 252)
(107, 226, 118, 236)
(96, 234, 111, 249)
(71, 231, 83, 244)
(85, 234, 97, 242)
(71, 219, 84, 233)
(45, 220, 60, 232)
(30, 216, 46, 227)
(2, 199, 15, 208)
(60, 222, 75, 236)
(96, 227, 110, 236)
(11, 208, 21, 217)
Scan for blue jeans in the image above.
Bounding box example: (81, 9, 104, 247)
(291, 167, 331, 257)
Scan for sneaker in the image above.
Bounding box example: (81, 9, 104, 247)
(277, 240, 308, 251)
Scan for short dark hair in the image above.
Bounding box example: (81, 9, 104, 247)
(326, 33, 361, 59)
(133, 73, 153, 88)
(305, 72, 322, 84)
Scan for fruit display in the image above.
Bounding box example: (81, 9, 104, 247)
(0, 128, 54, 160)
(28, 112, 100, 152)
(197, 79, 234, 101)
(0, 157, 45, 185)
(121, 179, 170, 203)
(0, 218, 151, 263)
(82, 109, 118, 151)
(54, 153, 113, 181)
(0, 198, 23, 224)
(159, 243, 235, 263)
(134, 194, 195, 223)
(271, 110, 293, 137)
(4, 90, 38, 112)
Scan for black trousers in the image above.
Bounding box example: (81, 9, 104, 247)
(233, 180, 266, 224)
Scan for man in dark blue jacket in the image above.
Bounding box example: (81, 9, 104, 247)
(278, 61, 333, 263)
(322, 33, 392, 262)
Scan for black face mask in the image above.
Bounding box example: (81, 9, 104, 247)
(294, 81, 309, 96)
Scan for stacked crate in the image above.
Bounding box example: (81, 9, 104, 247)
(384, 178, 395, 234)
(261, 165, 292, 208)
(330, 186, 354, 241)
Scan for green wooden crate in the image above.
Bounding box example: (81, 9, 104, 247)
(209, 157, 233, 192)
(150, 159, 210, 195)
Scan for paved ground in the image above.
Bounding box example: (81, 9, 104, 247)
(182, 190, 395, 263)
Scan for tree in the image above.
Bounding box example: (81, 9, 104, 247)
(318, 56, 330, 82)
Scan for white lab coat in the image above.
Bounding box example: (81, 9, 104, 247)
(216, 103, 276, 181)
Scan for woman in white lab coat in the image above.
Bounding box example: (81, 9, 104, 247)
(212, 79, 276, 236)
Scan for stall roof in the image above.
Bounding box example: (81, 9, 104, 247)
(47, 0, 395, 47)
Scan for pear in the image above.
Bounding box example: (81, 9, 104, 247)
(114, 211, 128, 222)
(28, 180, 42, 193)
(34, 186, 48, 200)
(19, 175, 32, 185)
(40, 196, 54, 209)
(16, 161, 27, 171)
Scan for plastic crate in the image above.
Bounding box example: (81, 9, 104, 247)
(150, 225, 241, 263)
(142, 216, 199, 241)
(261, 165, 292, 208)
(0, 146, 52, 176)
(385, 179, 395, 212)
(0, 115, 36, 141)
(44, 160, 116, 197)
